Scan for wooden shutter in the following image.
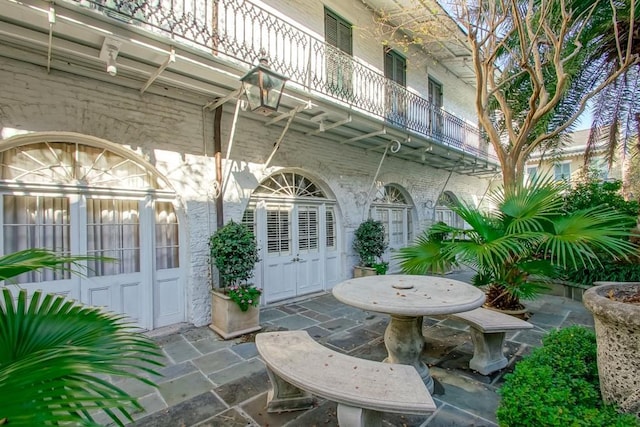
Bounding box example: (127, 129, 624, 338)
(325, 9, 352, 55)
(384, 49, 406, 87)
(266, 208, 290, 255)
(325, 12, 338, 47)
(325, 208, 336, 249)
(297, 207, 318, 252)
(338, 20, 352, 55)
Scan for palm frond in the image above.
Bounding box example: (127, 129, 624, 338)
(0, 288, 163, 426)
(0, 248, 113, 282)
(395, 231, 457, 274)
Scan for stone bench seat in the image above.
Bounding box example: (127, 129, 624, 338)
(449, 307, 533, 375)
(255, 330, 436, 427)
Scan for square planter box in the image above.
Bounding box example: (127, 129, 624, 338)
(209, 290, 261, 339)
(353, 266, 377, 278)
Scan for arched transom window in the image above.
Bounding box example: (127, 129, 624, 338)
(435, 191, 465, 228)
(0, 141, 169, 189)
(254, 172, 326, 199)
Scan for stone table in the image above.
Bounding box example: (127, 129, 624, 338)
(332, 275, 485, 393)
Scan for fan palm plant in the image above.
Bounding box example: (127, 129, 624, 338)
(396, 178, 638, 310)
(0, 249, 163, 426)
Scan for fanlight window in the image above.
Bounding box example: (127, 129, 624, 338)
(437, 191, 457, 208)
(254, 172, 326, 199)
(436, 191, 465, 229)
(0, 142, 164, 189)
(373, 184, 409, 205)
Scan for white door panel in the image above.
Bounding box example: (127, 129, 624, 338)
(154, 269, 184, 328)
(264, 259, 297, 302)
(297, 256, 322, 294)
(84, 274, 144, 325)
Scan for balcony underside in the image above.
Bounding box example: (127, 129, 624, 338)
(0, 0, 500, 177)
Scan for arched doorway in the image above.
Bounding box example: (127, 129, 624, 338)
(242, 171, 339, 303)
(371, 184, 415, 273)
(0, 132, 184, 330)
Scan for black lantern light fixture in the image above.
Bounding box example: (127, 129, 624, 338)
(240, 50, 288, 115)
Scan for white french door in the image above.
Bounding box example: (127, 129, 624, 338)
(0, 136, 184, 330)
(245, 171, 339, 304)
(372, 185, 415, 274)
(258, 203, 323, 303)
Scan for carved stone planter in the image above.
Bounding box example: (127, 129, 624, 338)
(209, 290, 261, 339)
(583, 282, 640, 417)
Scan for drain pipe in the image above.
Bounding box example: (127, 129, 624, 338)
(214, 105, 224, 229)
(362, 139, 401, 219)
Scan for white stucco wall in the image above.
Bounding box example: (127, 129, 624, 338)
(0, 48, 487, 328)
(255, 0, 478, 124)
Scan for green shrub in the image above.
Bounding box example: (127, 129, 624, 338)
(209, 220, 259, 287)
(353, 219, 387, 267)
(565, 260, 640, 287)
(497, 326, 639, 427)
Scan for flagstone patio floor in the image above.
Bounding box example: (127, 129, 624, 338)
(111, 272, 594, 427)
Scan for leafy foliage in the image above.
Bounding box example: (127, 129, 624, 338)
(562, 176, 640, 285)
(497, 326, 639, 427)
(209, 220, 260, 287)
(0, 249, 163, 426)
(396, 178, 638, 309)
(353, 219, 388, 267)
(568, 260, 640, 287)
(226, 284, 262, 312)
(564, 177, 639, 219)
(372, 261, 389, 275)
(0, 248, 94, 281)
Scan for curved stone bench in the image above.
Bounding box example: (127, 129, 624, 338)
(255, 330, 436, 427)
(450, 308, 533, 375)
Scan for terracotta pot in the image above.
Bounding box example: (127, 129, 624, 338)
(583, 282, 640, 417)
(209, 290, 261, 339)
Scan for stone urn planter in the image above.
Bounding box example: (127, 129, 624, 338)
(583, 281, 640, 417)
(209, 290, 261, 339)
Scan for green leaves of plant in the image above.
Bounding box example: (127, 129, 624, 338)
(353, 219, 388, 267)
(396, 178, 638, 304)
(209, 220, 260, 287)
(0, 288, 163, 426)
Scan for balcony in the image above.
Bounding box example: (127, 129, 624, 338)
(67, 0, 495, 166)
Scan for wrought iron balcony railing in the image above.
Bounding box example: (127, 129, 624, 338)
(73, 0, 491, 159)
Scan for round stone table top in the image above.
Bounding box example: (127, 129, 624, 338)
(332, 275, 486, 317)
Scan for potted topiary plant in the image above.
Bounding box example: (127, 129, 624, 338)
(352, 218, 388, 277)
(209, 220, 262, 339)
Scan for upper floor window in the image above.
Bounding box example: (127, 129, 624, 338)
(325, 9, 352, 55)
(428, 78, 443, 109)
(526, 165, 538, 181)
(428, 78, 443, 135)
(325, 9, 353, 95)
(384, 48, 406, 87)
(554, 162, 571, 182)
